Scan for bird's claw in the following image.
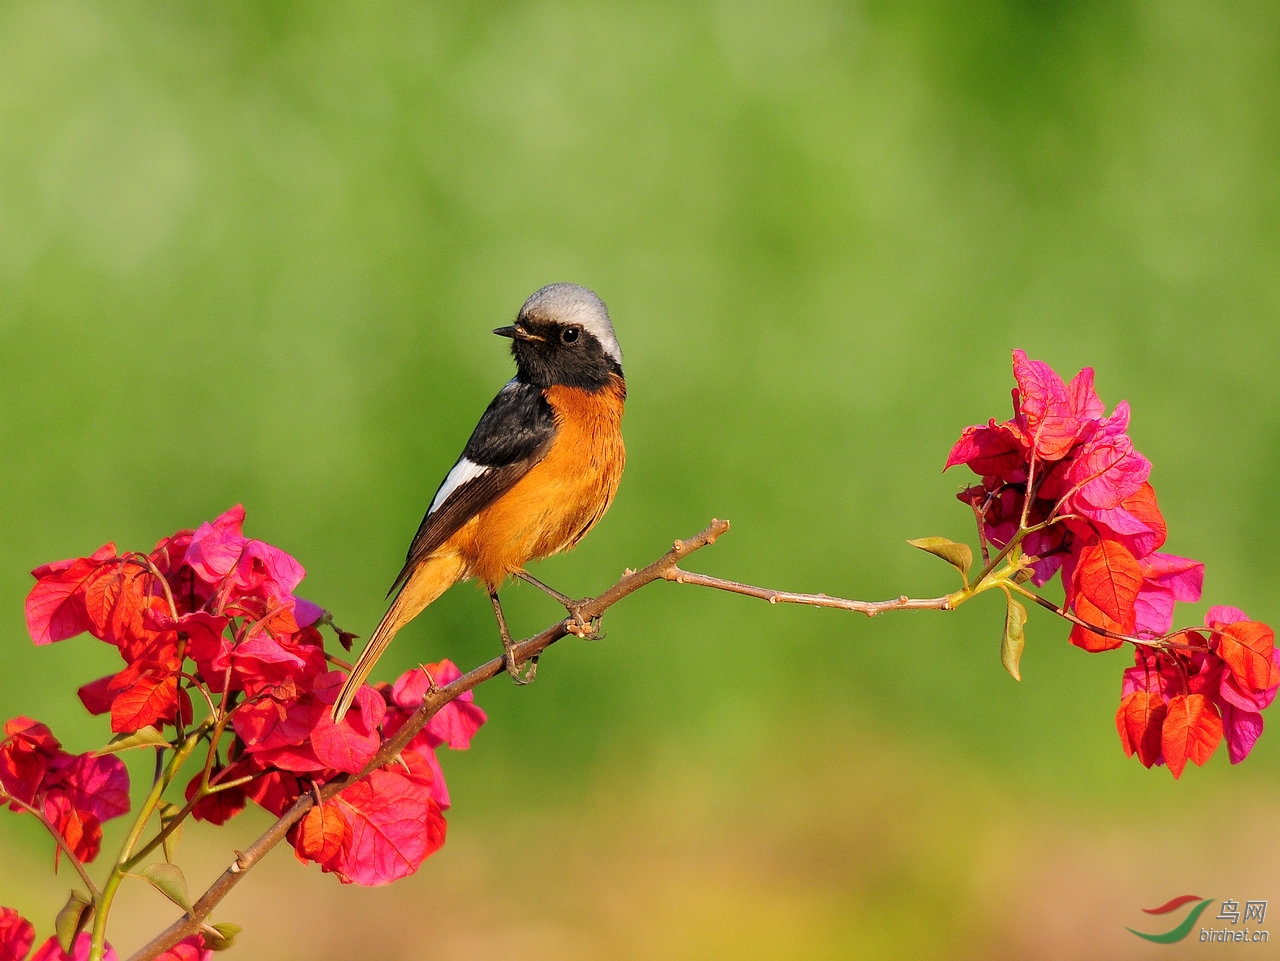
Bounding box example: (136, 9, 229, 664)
(566, 613, 605, 640)
(503, 638, 538, 685)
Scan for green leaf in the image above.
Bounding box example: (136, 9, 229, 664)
(1001, 594, 1028, 681)
(94, 726, 171, 755)
(54, 890, 94, 954)
(159, 801, 184, 863)
(204, 922, 243, 951)
(907, 537, 973, 585)
(1012, 556, 1036, 584)
(135, 862, 193, 912)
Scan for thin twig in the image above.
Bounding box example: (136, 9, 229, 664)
(1013, 587, 1137, 645)
(1011, 585, 1196, 652)
(664, 568, 952, 615)
(2, 793, 101, 898)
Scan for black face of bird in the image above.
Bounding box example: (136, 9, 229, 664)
(494, 319, 619, 390)
(493, 283, 623, 391)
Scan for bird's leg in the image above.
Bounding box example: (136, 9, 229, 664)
(515, 570, 604, 640)
(490, 591, 536, 684)
(514, 570, 576, 608)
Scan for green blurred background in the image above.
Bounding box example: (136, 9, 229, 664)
(2, 2, 1278, 958)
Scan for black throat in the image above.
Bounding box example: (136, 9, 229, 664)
(511, 330, 623, 391)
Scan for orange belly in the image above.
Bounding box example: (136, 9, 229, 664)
(453, 376, 625, 590)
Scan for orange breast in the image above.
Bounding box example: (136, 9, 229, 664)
(456, 375, 625, 590)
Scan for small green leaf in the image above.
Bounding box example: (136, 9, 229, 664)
(907, 537, 973, 585)
(159, 802, 184, 863)
(1001, 594, 1028, 681)
(204, 922, 242, 951)
(135, 862, 193, 912)
(1012, 556, 1036, 583)
(95, 726, 171, 755)
(54, 890, 94, 954)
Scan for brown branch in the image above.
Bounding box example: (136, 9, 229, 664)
(665, 567, 953, 615)
(127, 519, 732, 961)
(1016, 588, 1138, 645)
(80, 510, 1230, 959)
(1013, 586, 1195, 652)
(130, 515, 973, 959)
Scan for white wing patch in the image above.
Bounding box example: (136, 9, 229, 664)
(428, 457, 490, 517)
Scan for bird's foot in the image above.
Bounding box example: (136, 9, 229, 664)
(566, 612, 605, 640)
(503, 637, 538, 685)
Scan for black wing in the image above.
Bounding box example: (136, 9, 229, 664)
(388, 380, 555, 594)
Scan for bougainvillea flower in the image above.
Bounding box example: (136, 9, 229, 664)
(1219, 705, 1265, 764)
(0, 907, 36, 961)
(0, 718, 62, 808)
(1114, 607, 1278, 773)
(0, 717, 129, 861)
(950, 351, 1275, 776)
(1133, 552, 1205, 637)
(1009, 349, 1105, 460)
(43, 750, 130, 826)
(183, 767, 249, 827)
(29, 932, 120, 961)
(1061, 403, 1151, 516)
(18, 506, 484, 881)
(25, 545, 118, 646)
(386, 660, 488, 751)
(1087, 481, 1166, 560)
(292, 767, 446, 885)
(310, 675, 386, 775)
(945, 419, 1027, 476)
(184, 505, 306, 603)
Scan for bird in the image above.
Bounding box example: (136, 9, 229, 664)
(331, 283, 626, 722)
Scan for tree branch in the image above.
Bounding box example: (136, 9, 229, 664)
(130, 516, 971, 959)
(664, 567, 952, 615)
(110, 509, 1144, 961)
(130, 519, 734, 960)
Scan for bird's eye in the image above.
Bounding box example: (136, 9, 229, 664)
(560, 326, 581, 345)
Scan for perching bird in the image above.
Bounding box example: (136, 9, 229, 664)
(332, 283, 626, 721)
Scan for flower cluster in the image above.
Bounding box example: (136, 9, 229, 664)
(0, 717, 128, 864)
(18, 506, 485, 884)
(947, 350, 1278, 776)
(1118, 607, 1277, 776)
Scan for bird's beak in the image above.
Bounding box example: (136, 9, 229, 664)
(493, 323, 544, 342)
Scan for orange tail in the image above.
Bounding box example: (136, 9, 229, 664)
(332, 552, 467, 721)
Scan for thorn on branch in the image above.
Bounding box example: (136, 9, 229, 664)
(415, 664, 441, 695)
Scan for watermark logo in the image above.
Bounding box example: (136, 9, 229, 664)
(1128, 895, 1269, 945)
(1128, 895, 1216, 944)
